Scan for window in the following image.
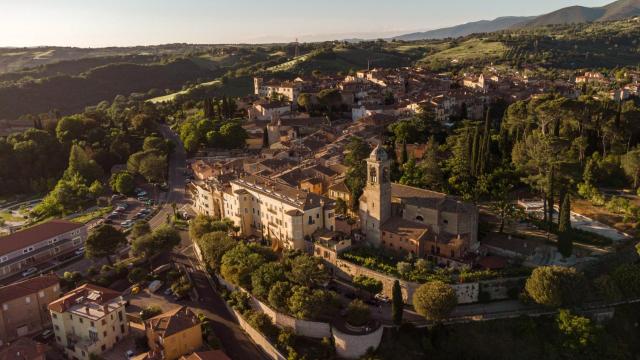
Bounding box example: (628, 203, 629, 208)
(102, 319, 106, 325)
(55, 325, 59, 330)
(38, 291, 45, 298)
(52, 313, 57, 319)
(90, 321, 94, 327)
(120, 325, 125, 333)
(443, 219, 449, 224)
(103, 331, 107, 337)
(25, 296, 31, 304)
(118, 311, 124, 321)
(2, 304, 7, 311)
(415, 215, 424, 222)
(79, 318, 83, 324)
(101, 345, 106, 351)
(89, 331, 98, 341)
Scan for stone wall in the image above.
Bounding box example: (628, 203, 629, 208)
(216, 274, 332, 338)
(333, 326, 384, 360)
(228, 307, 287, 360)
(332, 258, 479, 305)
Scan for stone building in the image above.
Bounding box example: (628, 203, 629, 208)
(225, 175, 335, 251)
(359, 146, 478, 266)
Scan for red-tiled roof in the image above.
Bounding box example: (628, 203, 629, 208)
(0, 275, 59, 304)
(48, 283, 121, 313)
(0, 220, 84, 255)
(0, 337, 48, 360)
(181, 351, 231, 360)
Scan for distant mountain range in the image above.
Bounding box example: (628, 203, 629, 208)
(393, 0, 640, 41)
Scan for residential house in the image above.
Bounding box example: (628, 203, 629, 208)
(0, 338, 48, 360)
(0, 275, 61, 346)
(180, 351, 230, 360)
(144, 307, 202, 360)
(0, 220, 87, 280)
(48, 284, 128, 360)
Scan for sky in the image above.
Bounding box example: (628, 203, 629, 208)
(0, 0, 613, 47)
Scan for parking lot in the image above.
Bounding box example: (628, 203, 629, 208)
(104, 192, 157, 232)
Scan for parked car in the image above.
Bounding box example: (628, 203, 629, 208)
(137, 190, 148, 197)
(75, 247, 85, 256)
(126, 350, 135, 359)
(375, 293, 390, 303)
(148, 280, 163, 293)
(137, 196, 148, 202)
(41, 329, 54, 340)
(21, 267, 38, 277)
(164, 288, 173, 296)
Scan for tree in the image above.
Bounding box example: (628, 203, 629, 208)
(287, 255, 330, 287)
(287, 286, 329, 320)
(335, 198, 348, 215)
(392, 280, 403, 325)
(128, 267, 147, 284)
(353, 275, 383, 295)
(346, 299, 371, 327)
(525, 266, 586, 307)
(66, 144, 103, 183)
(486, 168, 518, 233)
(189, 215, 234, 240)
(132, 225, 181, 258)
(621, 147, 640, 189)
(138, 153, 167, 183)
(220, 243, 265, 289)
(110, 172, 135, 195)
(268, 281, 293, 312)
(412, 281, 457, 321)
(262, 127, 269, 148)
(85, 225, 127, 264)
(610, 263, 640, 299)
(556, 309, 596, 355)
(196, 231, 236, 271)
(557, 193, 573, 258)
(251, 262, 286, 299)
(131, 221, 151, 239)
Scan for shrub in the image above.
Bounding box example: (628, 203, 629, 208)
(525, 266, 586, 307)
(245, 310, 279, 340)
(346, 299, 371, 327)
(412, 281, 457, 321)
(353, 275, 383, 295)
(227, 290, 251, 313)
(140, 306, 162, 320)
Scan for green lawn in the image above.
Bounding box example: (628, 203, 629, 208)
(0, 211, 23, 223)
(147, 80, 221, 103)
(420, 38, 507, 65)
(71, 206, 113, 224)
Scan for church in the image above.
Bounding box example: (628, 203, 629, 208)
(359, 145, 479, 267)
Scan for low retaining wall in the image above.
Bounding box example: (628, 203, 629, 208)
(224, 303, 287, 360)
(333, 325, 384, 359)
(216, 274, 332, 338)
(332, 258, 480, 305)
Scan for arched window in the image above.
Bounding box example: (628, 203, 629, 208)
(369, 166, 377, 183)
(415, 215, 424, 222)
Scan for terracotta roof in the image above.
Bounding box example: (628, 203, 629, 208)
(0, 338, 48, 360)
(0, 274, 59, 304)
(181, 351, 231, 360)
(328, 182, 350, 194)
(147, 306, 200, 338)
(381, 217, 429, 241)
(0, 220, 84, 256)
(233, 175, 334, 211)
(391, 183, 476, 215)
(48, 283, 122, 313)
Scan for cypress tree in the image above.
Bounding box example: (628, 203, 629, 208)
(470, 125, 479, 176)
(401, 141, 408, 165)
(559, 193, 572, 233)
(262, 127, 269, 148)
(557, 192, 573, 258)
(547, 166, 555, 225)
(392, 280, 403, 326)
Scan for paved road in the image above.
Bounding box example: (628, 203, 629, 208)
(140, 126, 267, 360)
(175, 245, 269, 360)
(148, 124, 187, 230)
